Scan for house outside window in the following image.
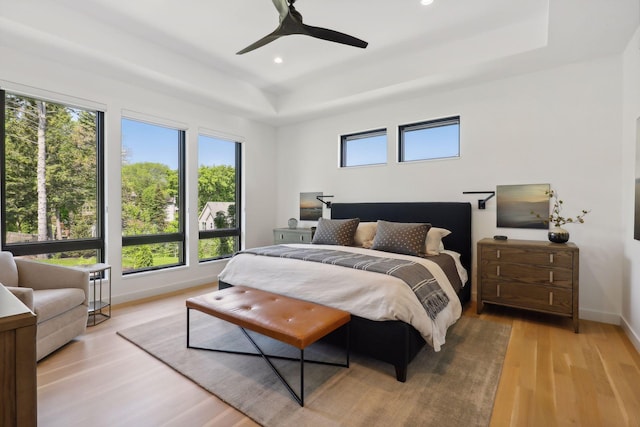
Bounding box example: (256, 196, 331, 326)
(340, 128, 387, 167)
(1, 89, 105, 264)
(198, 134, 241, 262)
(121, 118, 185, 273)
(399, 116, 460, 162)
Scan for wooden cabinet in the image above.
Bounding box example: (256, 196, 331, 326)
(477, 238, 579, 332)
(273, 228, 314, 244)
(1, 285, 37, 426)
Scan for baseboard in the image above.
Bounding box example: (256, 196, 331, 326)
(111, 278, 214, 306)
(469, 291, 639, 350)
(620, 315, 640, 354)
(579, 308, 621, 325)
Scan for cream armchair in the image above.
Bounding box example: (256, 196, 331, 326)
(0, 251, 89, 361)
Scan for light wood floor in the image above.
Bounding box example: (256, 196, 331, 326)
(36, 284, 640, 427)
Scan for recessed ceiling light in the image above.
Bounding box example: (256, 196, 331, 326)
(421, 0, 434, 5)
(274, 57, 283, 64)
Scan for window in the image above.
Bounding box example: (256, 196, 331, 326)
(121, 118, 185, 273)
(1, 90, 105, 264)
(340, 129, 387, 167)
(399, 116, 460, 162)
(197, 135, 241, 261)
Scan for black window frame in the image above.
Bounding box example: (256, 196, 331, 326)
(198, 140, 242, 262)
(120, 118, 186, 274)
(1, 89, 106, 260)
(340, 128, 387, 168)
(398, 116, 460, 163)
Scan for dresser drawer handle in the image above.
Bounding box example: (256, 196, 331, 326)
(496, 250, 501, 259)
(300, 235, 304, 241)
(280, 234, 284, 240)
(496, 265, 501, 276)
(549, 271, 554, 283)
(549, 291, 554, 305)
(550, 253, 554, 264)
(497, 284, 501, 297)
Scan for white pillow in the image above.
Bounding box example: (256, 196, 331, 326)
(425, 227, 451, 255)
(353, 222, 377, 247)
(0, 251, 19, 286)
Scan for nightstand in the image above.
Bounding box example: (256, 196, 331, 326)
(76, 263, 111, 326)
(477, 238, 579, 332)
(273, 228, 314, 244)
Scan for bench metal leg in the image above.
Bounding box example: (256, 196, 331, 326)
(186, 308, 350, 407)
(240, 327, 306, 406)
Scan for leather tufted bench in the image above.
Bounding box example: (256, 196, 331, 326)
(186, 285, 350, 406)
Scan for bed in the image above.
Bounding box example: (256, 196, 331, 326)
(218, 202, 472, 382)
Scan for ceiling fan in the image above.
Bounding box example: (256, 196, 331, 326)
(237, 0, 368, 55)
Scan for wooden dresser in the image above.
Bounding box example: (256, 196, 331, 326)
(477, 238, 579, 332)
(0, 285, 37, 426)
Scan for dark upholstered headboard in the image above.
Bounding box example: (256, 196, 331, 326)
(331, 202, 472, 279)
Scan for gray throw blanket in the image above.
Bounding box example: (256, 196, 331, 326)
(241, 245, 449, 320)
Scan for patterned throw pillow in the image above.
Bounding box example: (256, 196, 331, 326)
(371, 220, 431, 256)
(311, 218, 360, 246)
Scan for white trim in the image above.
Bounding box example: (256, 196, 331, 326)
(112, 277, 208, 305)
(579, 307, 621, 325)
(0, 79, 107, 112)
(121, 109, 188, 131)
(621, 315, 640, 354)
(198, 127, 245, 143)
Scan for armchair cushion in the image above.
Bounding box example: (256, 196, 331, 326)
(0, 251, 19, 286)
(33, 289, 86, 324)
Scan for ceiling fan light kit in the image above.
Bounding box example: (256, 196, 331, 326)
(237, 0, 368, 55)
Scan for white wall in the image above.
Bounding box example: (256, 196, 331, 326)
(0, 45, 279, 304)
(276, 56, 625, 326)
(1, 31, 637, 345)
(622, 27, 640, 351)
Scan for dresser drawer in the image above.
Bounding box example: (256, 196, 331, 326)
(273, 228, 314, 244)
(481, 246, 573, 268)
(480, 261, 573, 288)
(481, 281, 573, 315)
(476, 238, 579, 332)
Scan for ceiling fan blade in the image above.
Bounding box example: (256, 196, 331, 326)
(271, 0, 289, 20)
(237, 0, 368, 54)
(303, 24, 368, 49)
(236, 12, 305, 54)
(236, 32, 283, 55)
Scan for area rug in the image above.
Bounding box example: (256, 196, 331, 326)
(117, 311, 511, 426)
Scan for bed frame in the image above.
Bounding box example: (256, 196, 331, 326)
(329, 202, 472, 381)
(221, 202, 472, 382)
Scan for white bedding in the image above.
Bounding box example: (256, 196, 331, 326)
(217, 244, 465, 351)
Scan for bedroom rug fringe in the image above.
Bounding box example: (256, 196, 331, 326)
(117, 311, 511, 427)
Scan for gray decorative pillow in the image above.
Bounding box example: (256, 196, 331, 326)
(311, 218, 360, 246)
(371, 220, 431, 256)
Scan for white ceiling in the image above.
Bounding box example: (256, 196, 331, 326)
(0, 0, 638, 125)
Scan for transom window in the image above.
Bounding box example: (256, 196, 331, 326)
(399, 116, 460, 162)
(340, 129, 387, 167)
